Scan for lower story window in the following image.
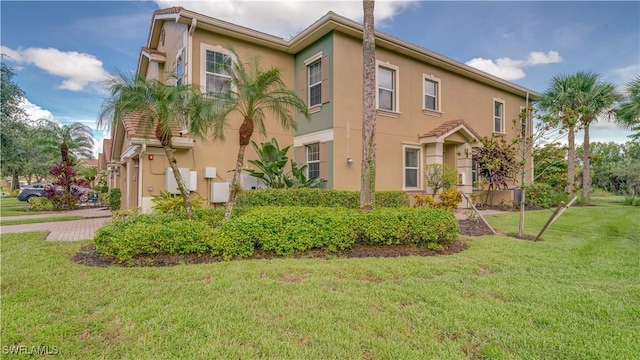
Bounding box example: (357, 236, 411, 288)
(404, 147, 419, 188)
(306, 143, 320, 179)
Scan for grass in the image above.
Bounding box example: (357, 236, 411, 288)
(0, 216, 84, 226)
(1, 203, 639, 359)
(0, 197, 55, 217)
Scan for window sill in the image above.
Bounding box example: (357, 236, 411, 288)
(377, 108, 402, 118)
(309, 105, 322, 114)
(422, 109, 442, 117)
(492, 131, 506, 136)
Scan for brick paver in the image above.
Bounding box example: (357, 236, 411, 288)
(1, 206, 112, 241)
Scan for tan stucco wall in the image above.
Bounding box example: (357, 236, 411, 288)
(330, 32, 533, 195)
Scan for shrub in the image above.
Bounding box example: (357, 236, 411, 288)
(438, 189, 463, 210)
(94, 213, 216, 263)
(354, 207, 459, 248)
(28, 197, 53, 211)
(211, 206, 357, 258)
(11, 189, 20, 197)
(413, 194, 438, 208)
(236, 188, 409, 208)
(524, 183, 555, 208)
(99, 192, 110, 207)
(151, 190, 203, 214)
(109, 188, 121, 211)
(623, 196, 636, 206)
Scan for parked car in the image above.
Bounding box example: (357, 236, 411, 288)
(17, 183, 94, 203)
(16, 182, 52, 202)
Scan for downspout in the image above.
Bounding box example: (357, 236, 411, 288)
(187, 17, 197, 85)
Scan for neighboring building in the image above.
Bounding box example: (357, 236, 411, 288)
(103, 7, 538, 212)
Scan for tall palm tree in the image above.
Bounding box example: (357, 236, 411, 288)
(360, 0, 376, 211)
(615, 75, 640, 140)
(98, 71, 214, 220)
(538, 74, 581, 194)
(189, 50, 310, 220)
(39, 120, 95, 162)
(573, 72, 620, 201)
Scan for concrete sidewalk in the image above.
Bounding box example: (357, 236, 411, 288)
(1, 206, 113, 241)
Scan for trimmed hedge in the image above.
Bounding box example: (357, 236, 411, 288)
(236, 188, 410, 208)
(94, 206, 459, 263)
(94, 213, 216, 263)
(356, 208, 459, 248)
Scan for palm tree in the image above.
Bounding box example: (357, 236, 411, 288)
(39, 120, 95, 163)
(615, 75, 640, 140)
(538, 74, 582, 195)
(360, 0, 376, 211)
(573, 72, 620, 201)
(98, 71, 214, 220)
(189, 50, 310, 220)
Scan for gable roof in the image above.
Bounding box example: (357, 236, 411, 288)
(140, 7, 540, 99)
(420, 119, 481, 144)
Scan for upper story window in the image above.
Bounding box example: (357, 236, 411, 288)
(308, 60, 322, 107)
(306, 143, 320, 179)
(300, 52, 329, 111)
(204, 48, 231, 95)
(493, 98, 505, 133)
(176, 49, 184, 86)
(423, 75, 440, 111)
(378, 66, 395, 111)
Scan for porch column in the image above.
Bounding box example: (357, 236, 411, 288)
(456, 143, 473, 197)
(425, 141, 443, 165)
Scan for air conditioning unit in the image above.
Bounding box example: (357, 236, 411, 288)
(211, 181, 230, 203)
(166, 168, 191, 194)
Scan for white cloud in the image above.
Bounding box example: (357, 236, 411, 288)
(19, 98, 55, 122)
(0, 46, 109, 92)
(465, 57, 527, 81)
(154, 0, 417, 38)
(466, 50, 563, 81)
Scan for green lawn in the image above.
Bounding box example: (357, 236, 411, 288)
(1, 203, 638, 359)
(0, 197, 55, 217)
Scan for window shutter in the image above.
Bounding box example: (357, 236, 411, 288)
(321, 54, 330, 104)
(299, 67, 307, 106)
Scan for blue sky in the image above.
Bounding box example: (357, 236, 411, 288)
(2, 1, 638, 157)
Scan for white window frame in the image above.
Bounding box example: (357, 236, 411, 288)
(402, 145, 421, 190)
(306, 143, 320, 179)
(200, 44, 234, 96)
(304, 52, 323, 110)
(493, 98, 505, 133)
(176, 48, 185, 86)
(423, 74, 441, 114)
(376, 60, 400, 115)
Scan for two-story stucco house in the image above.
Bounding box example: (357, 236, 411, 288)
(104, 7, 538, 212)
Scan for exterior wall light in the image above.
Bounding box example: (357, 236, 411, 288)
(347, 157, 353, 166)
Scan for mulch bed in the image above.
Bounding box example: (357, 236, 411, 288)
(72, 219, 495, 267)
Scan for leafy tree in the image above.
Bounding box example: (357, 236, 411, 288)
(614, 75, 640, 140)
(534, 143, 569, 192)
(472, 135, 522, 205)
(99, 71, 215, 220)
(360, 0, 377, 211)
(423, 163, 458, 196)
(0, 62, 29, 190)
(189, 50, 310, 220)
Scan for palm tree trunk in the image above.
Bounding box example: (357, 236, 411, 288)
(224, 143, 247, 221)
(164, 144, 194, 220)
(582, 123, 591, 202)
(224, 117, 254, 221)
(360, 0, 376, 211)
(567, 125, 576, 194)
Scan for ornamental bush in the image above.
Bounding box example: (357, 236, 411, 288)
(28, 197, 53, 211)
(354, 207, 459, 248)
(94, 213, 215, 263)
(236, 188, 409, 208)
(523, 183, 555, 208)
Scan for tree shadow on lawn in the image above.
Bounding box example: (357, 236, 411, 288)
(72, 220, 494, 267)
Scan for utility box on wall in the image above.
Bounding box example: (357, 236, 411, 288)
(166, 168, 191, 194)
(211, 182, 230, 203)
(203, 167, 217, 179)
